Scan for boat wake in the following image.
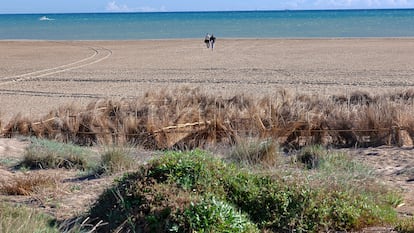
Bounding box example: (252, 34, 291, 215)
(39, 16, 54, 21)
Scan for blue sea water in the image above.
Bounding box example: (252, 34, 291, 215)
(1, 9, 414, 40)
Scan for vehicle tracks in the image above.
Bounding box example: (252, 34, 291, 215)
(0, 43, 112, 86)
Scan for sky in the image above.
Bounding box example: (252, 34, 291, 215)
(1, 0, 414, 14)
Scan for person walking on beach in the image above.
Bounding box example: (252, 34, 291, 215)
(210, 34, 216, 50)
(204, 33, 211, 48)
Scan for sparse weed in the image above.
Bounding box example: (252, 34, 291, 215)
(315, 149, 375, 181)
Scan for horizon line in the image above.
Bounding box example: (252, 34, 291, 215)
(1, 7, 414, 15)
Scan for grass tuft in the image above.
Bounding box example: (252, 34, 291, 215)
(296, 145, 327, 169)
(100, 145, 136, 174)
(18, 137, 99, 171)
(230, 138, 279, 166)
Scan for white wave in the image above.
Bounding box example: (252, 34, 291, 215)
(39, 16, 54, 21)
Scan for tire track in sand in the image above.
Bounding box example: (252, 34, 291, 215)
(0, 43, 112, 86)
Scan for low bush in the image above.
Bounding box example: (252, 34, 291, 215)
(83, 150, 398, 233)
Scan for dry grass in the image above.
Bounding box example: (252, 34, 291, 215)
(0, 174, 57, 196)
(2, 88, 414, 149)
(395, 217, 414, 233)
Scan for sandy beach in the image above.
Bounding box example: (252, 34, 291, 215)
(1, 38, 414, 120)
(1, 38, 414, 228)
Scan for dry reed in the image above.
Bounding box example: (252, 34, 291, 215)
(2, 88, 414, 149)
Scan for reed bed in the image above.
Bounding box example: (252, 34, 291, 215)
(2, 88, 414, 149)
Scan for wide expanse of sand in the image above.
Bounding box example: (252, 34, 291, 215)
(1, 38, 414, 121)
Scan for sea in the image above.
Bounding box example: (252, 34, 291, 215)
(1, 9, 414, 40)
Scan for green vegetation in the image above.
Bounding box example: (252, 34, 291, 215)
(296, 144, 327, 169)
(1, 137, 411, 232)
(85, 148, 399, 232)
(0, 203, 58, 233)
(230, 138, 279, 166)
(19, 137, 99, 170)
(100, 145, 136, 174)
(181, 197, 259, 233)
(17, 138, 138, 177)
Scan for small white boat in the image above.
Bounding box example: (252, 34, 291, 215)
(39, 16, 54, 21)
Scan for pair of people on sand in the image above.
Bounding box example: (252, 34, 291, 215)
(204, 33, 216, 50)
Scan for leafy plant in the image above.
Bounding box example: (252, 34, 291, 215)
(182, 197, 258, 233)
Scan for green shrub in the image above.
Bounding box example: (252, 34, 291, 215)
(147, 150, 230, 193)
(182, 197, 258, 233)
(87, 150, 235, 232)
(225, 173, 397, 232)
(225, 172, 323, 231)
(84, 150, 398, 233)
(19, 137, 98, 171)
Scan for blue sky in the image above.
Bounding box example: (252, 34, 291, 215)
(1, 0, 414, 13)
